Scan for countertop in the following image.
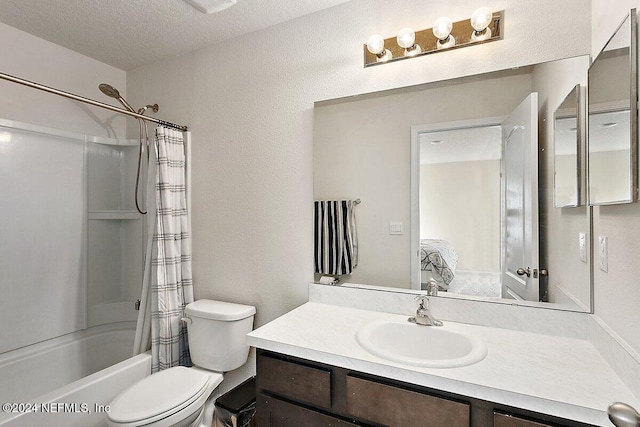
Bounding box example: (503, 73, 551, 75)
(246, 302, 640, 426)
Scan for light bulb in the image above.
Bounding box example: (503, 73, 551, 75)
(366, 34, 385, 55)
(397, 28, 422, 56)
(470, 7, 493, 32)
(432, 16, 455, 49)
(397, 28, 416, 48)
(470, 7, 493, 41)
(366, 34, 393, 62)
(432, 17, 453, 40)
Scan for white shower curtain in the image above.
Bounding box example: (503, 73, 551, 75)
(139, 126, 194, 373)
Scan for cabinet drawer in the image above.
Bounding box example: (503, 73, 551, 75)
(259, 394, 361, 427)
(258, 354, 332, 409)
(346, 375, 470, 426)
(494, 413, 554, 427)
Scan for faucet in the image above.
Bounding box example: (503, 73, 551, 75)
(409, 295, 442, 326)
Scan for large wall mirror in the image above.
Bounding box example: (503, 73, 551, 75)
(588, 9, 638, 205)
(314, 55, 592, 312)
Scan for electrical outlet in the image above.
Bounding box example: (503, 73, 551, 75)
(578, 232, 587, 263)
(599, 236, 608, 273)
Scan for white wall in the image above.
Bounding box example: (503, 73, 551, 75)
(0, 23, 127, 137)
(127, 0, 590, 329)
(590, 0, 640, 356)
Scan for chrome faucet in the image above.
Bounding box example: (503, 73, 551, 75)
(409, 295, 442, 326)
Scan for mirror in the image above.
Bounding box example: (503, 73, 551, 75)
(314, 55, 592, 312)
(554, 85, 582, 208)
(588, 10, 638, 205)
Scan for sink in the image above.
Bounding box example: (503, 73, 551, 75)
(356, 319, 487, 368)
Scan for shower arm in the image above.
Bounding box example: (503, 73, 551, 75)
(0, 71, 187, 132)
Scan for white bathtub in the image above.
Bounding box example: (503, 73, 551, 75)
(0, 323, 151, 427)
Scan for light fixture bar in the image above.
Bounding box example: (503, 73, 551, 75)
(363, 11, 503, 67)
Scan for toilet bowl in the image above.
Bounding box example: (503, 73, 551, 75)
(106, 300, 256, 427)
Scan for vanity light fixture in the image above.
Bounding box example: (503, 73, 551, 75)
(363, 8, 503, 67)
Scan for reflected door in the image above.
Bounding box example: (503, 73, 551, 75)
(501, 93, 540, 301)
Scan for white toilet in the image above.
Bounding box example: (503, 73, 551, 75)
(106, 299, 256, 427)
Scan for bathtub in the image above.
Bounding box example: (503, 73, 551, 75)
(0, 323, 151, 427)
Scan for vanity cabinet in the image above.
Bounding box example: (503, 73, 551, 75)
(255, 350, 596, 427)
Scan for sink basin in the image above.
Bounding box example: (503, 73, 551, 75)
(356, 319, 487, 368)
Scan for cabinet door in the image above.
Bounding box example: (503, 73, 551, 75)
(346, 375, 471, 426)
(258, 394, 362, 427)
(257, 353, 332, 408)
(494, 413, 555, 427)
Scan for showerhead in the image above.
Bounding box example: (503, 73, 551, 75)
(98, 83, 120, 98)
(98, 83, 136, 113)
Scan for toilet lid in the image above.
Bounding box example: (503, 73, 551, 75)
(108, 367, 211, 424)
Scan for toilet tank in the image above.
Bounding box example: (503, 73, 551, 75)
(185, 300, 256, 372)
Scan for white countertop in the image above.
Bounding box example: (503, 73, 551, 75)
(247, 302, 640, 426)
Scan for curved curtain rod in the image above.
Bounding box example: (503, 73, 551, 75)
(0, 71, 188, 132)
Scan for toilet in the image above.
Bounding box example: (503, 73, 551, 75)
(106, 299, 256, 427)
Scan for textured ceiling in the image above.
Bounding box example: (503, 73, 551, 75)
(0, 0, 353, 70)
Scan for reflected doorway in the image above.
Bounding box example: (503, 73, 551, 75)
(410, 94, 544, 302)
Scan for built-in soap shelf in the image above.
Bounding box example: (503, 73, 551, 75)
(88, 210, 142, 220)
(86, 135, 139, 147)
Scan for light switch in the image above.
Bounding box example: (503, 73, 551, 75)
(599, 236, 608, 273)
(389, 221, 403, 235)
(578, 232, 587, 263)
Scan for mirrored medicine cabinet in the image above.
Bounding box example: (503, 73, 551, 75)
(588, 9, 638, 206)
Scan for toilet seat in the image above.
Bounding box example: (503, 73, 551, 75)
(107, 367, 223, 426)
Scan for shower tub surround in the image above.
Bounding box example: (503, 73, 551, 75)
(0, 118, 147, 425)
(247, 283, 640, 426)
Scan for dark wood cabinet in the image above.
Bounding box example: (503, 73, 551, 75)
(345, 375, 470, 426)
(258, 354, 332, 409)
(255, 350, 595, 427)
(259, 395, 361, 426)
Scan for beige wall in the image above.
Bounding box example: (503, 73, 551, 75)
(127, 0, 591, 330)
(421, 160, 501, 272)
(590, 0, 640, 356)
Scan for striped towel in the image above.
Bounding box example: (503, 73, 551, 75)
(314, 200, 358, 275)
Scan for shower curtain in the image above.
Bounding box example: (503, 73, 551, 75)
(135, 127, 193, 372)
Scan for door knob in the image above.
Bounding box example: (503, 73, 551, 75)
(608, 402, 640, 427)
(516, 267, 531, 277)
